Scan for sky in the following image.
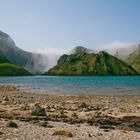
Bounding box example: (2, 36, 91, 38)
(0, 0, 140, 53)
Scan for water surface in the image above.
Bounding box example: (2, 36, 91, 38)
(0, 76, 139, 95)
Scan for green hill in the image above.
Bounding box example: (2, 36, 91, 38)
(46, 51, 138, 76)
(0, 51, 31, 76)
(0, 31, 47, 74)
(125, 46, 140, 74)
(0, 63, 32, 76)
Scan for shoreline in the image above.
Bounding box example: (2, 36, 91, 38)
(0, 83, 140, 97)
(0, 85, 140, 140)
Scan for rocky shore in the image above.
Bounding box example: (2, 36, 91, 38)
(0, 85, 140, 140)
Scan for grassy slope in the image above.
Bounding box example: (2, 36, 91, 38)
(0, 31, 41, 74)
(125, 47, 140, 74)
(46, 52, 138, 76)
(0, 63, 32, 76)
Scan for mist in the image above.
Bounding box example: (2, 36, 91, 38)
(1, 29, 139, 74)
(33, 42, 140, 73)
(98, 41, 139, 59)
(99, 41, 137, 54)
(32, 47, 70, 73)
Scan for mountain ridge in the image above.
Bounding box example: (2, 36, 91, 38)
(125, 45, 140, 73)
(0, 31, 47, 74)
(46, 51, 138, 76)
(0, 30, 139, 75)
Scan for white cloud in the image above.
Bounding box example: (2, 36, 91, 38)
(99, 41, 135, 51)
(34, 47, 71, 71)
(37, 47, 70, 56)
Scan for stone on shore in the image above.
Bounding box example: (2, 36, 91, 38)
(3, 96, 9, 101)
(6, 121, 18, 128)
(52, 130, 73, 137)
(31, 105, 46, 116)
(0, 132, 4, 135)
(78, 102, 87, 108)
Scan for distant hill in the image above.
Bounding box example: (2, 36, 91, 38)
(0, 63, 32, 76)
(0, 46, 31, 76)
(0, 31, 47, 74)
(104, 44, 139, 60)
(125, 45, 140, 74)
(104, 43, 140, 74)
(69, 46, 96, 54)
(46, 51, 138, 76)
(70, 45, 140, 74)
(1, 30, 139, 75)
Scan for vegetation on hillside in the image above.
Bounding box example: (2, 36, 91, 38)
(46, 51, 138, 76)
(0, 63, 32, 76)
(0, 31, 47, 74)
(125, 46, 140, 74)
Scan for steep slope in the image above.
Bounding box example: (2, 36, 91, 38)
(0, 50, 31, 76)
(46, 51, 138, 76)
(0, 31, 47, 74)
(125, 45, 140, 73)
(0, 51, 10, 63)
(98, 43, 140, 73)
(0, 63, 32, 76)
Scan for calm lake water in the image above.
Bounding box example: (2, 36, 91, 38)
(0, 76, 140, 95)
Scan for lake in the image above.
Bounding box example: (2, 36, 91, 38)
(0, 76, 140, 95)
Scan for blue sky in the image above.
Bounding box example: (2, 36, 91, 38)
(0, 0, 140, 52)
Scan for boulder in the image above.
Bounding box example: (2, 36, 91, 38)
(52, 130, 73, 137)
(3, 96, 9, 101)
(6, 121, 18, 128)
(0, 132, 3, 135)
(78, 102, 87, 109)
(31, 106, 46, 116)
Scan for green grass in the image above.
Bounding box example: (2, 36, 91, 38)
(125, 47, 140, 74)
(0, 63, 32, 76)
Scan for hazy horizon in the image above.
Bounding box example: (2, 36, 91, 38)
(0, 0, 140, 53)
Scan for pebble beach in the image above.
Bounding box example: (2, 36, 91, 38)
(0, 85, 140, 140)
